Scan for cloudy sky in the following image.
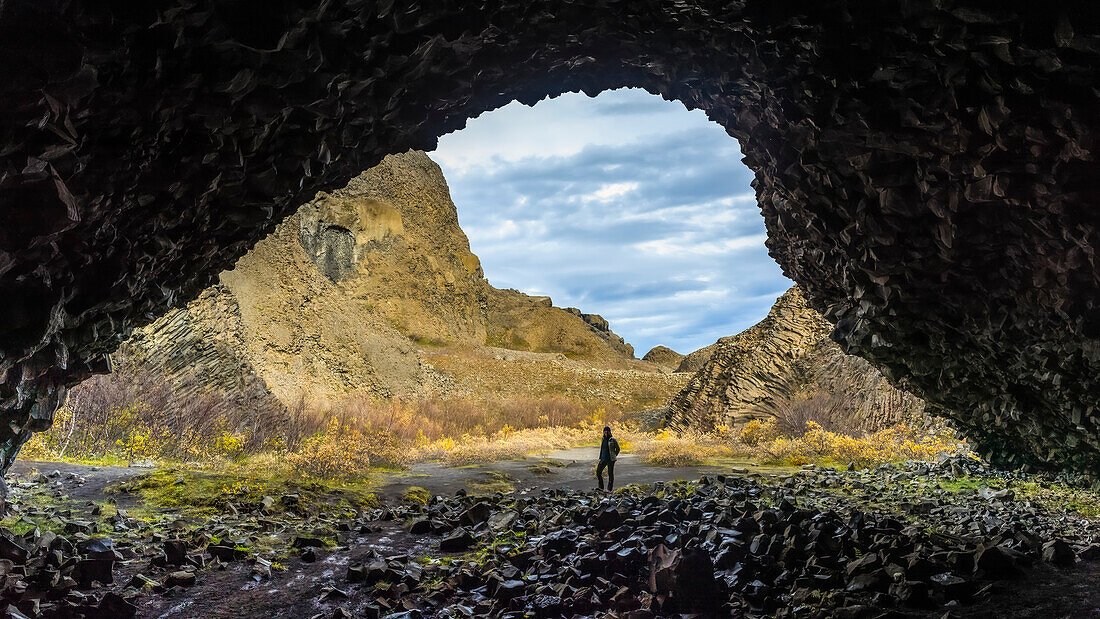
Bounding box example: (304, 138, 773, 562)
(431, 88, 793, 357)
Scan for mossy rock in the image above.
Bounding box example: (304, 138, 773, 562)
(401, 486, 431, 505)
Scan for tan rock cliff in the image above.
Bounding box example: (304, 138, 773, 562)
(120, 151, 649, 411)
(663, 287, 927, 432)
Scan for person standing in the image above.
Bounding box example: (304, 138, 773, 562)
(597, 426, 620, 491)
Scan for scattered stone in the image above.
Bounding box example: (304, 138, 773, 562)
(1079, 545, 1100, 562)
(1042, 540, 1076, 566)
(165, 571, 196, 588)
(0, 532, 28, 564)
(975, 544, 1023, 578)
(592, 507, 622, 531)
(460, 502, 491, 527)
(127, 574, 160, 589)
(208, 544, 248, 562)
(439, 529, 476, 552)
(72, 559, 115, 587)
(292, 536, 327, 549)
(163, 539, 188, 566)
(97, 592, 138, 618)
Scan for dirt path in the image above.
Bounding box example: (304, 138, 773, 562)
(12, 450, 737, 507)
(10, 459, 149, 506)
(376, 447, 736, 501)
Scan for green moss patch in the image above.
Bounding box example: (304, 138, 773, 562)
(466, 471, 516, 495)
(401, 486, 431, 505)
(106, 468, 378, 518)
(527, 459, 567, 476)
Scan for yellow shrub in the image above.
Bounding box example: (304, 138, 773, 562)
(739, 418, 781, 446)
(19, 433, 53, 461)
(215, 431, 247, 460)
(749, 422, 964, 467)
(287, 419, 373, 480)
(422, 426, 585, 466)
(115, 425, 172, 462)
(632, 430, 733, 467)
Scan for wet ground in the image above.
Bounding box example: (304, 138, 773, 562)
(377, 447, 738, 501)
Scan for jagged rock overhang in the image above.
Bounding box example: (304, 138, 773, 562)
(1, 0, 1099, 472)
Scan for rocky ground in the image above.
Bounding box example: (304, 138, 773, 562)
(0, 456, 1097, 618)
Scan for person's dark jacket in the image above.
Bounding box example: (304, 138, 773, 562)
(599, 436, 620, 463)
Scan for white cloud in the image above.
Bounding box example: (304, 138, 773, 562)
(635, 233, 768, 257)
(432, 89, 712, 173)
(431, 88, 793, 354)
(587, 182, 639, 202)
(668, 287, 732, 302)
(472, 219, 518, 240)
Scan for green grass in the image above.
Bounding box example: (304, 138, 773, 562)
(937, 476, 1100, 518)
(22, 453, 141, 468)
(708, 456, 800, 475)
(467, 530, 528, 567)
(106, 468, 379, 518)
(611, 480, 699, 500)
(466, 471, 516, 495)
(401, 486, 431, 505)
(527, 459, 567, 476)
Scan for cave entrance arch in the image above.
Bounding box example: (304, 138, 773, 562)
(2, 0, 1099, 474)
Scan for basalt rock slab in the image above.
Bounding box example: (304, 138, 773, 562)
(1, 1, 1100, 473)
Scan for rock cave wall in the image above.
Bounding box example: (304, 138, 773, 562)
(1, 0, 1099, 472)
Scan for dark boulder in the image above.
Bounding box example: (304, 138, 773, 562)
(648, 545, 723, 613)
(440, 529, 476, 552)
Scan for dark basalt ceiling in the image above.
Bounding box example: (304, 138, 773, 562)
(1, 0, 1098, 473)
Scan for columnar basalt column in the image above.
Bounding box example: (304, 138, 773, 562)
(1, 0, 1098, 473)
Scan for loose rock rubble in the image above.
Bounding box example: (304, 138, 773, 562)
(353, 465, 1098, 617)
(0, 457, 1096, 617)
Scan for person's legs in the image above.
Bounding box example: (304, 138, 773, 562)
(596, 460, 607, 490)
(607, 461, 615, 491)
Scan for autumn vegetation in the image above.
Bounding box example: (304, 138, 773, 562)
(21, 364, 965, 480)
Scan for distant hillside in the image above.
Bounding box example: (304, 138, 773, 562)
(120, 151, 675, 413)
(675, 341, 720, 373)
(663, 287, 928, 432)
(642, 346, 685, 370)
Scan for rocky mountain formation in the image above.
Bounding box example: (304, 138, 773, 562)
(119, 149, 927, 434)
(641, 345, 685, 370)
(675, 341, 720, 374)
(119, 151, 664, 412)
(663, 287, 928, 433)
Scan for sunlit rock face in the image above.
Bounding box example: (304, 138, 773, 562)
(1, 0, 1099, 472)
(663, 287, 928, 434)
